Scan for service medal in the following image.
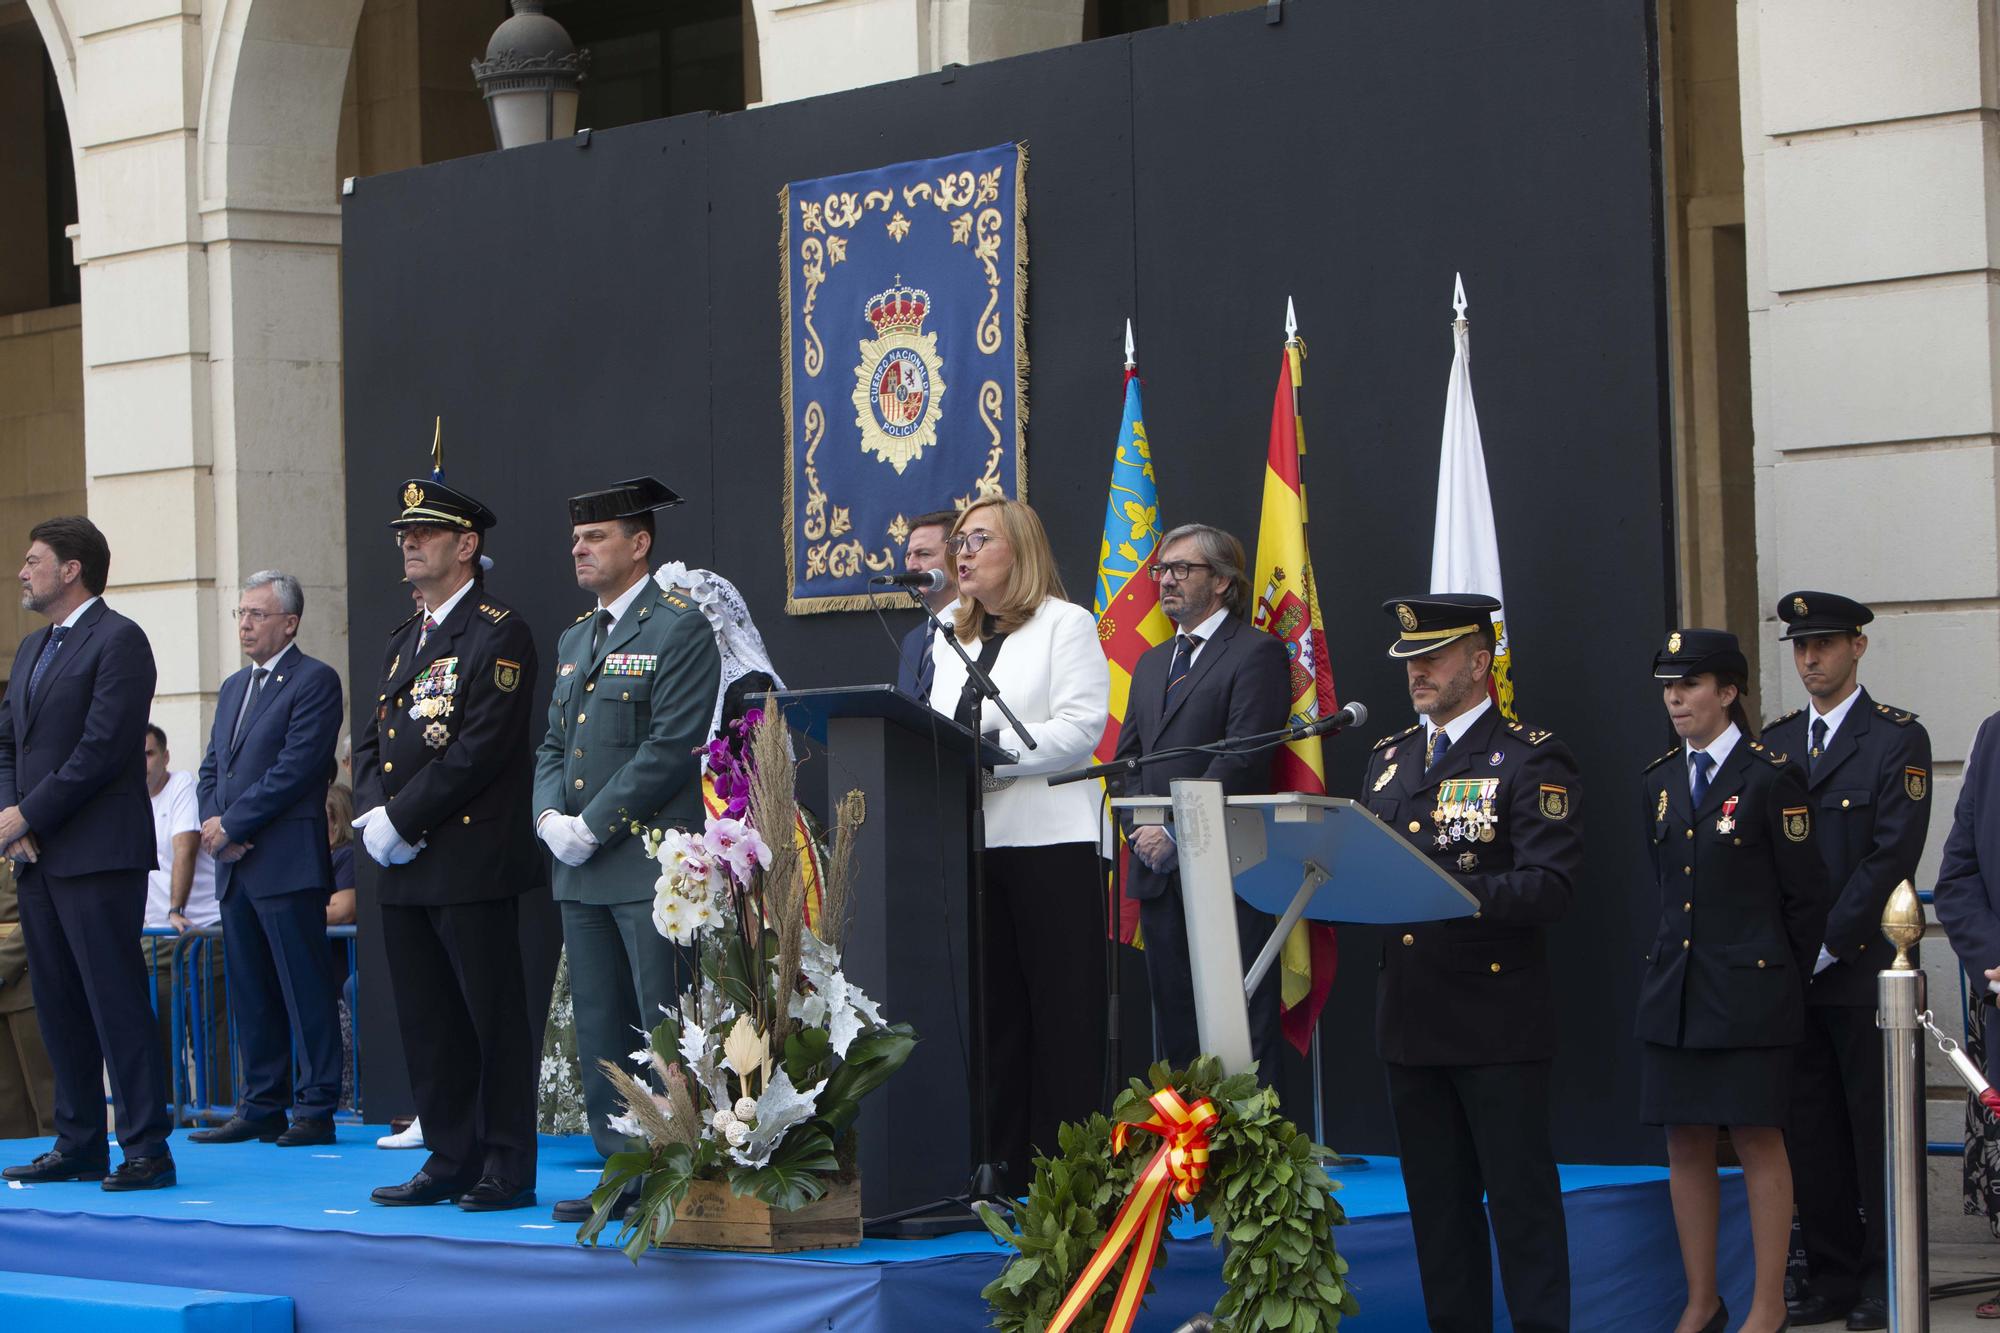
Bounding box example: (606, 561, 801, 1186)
(423, 720, 450, 750)
(1373, 764, 1397, 792)
(1478, 823, 1496, 843)
(1457, 852, 1479, 871)
(1716, 795, 1739, 835)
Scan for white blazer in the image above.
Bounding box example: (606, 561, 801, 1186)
(926, 597, 1111, 849)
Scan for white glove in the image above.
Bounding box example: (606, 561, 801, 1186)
(1813, 946, 1836, 976)
(537, 811, 600, 867)
(354, 806, 423, 867)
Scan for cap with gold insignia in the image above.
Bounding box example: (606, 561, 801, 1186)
(1652, 627, 1747, 680)
(1775, 589, 1872, 641)
(568, 476, 684, 526)
(1380, 593, 1500, 659)
(390, 477, 497, 533)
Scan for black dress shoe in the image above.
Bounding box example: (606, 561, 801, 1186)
(1788, 1292, 1848, 1326)
(552, 1184, 638, 1224)
(1844, 1296, 1887, 1331)
(275, 1118, 336, 1147)
(372, 1170, 471, 1206)
(1696, 1300, 1727, 1333)
(189, 1115, 286, 1145)
(102, 1154, 177, 1191)
(457, 1176, 536, 1212)
(1, 1149, 108, 1182)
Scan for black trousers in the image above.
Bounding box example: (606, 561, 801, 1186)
(1386, 1060, 1570, 1333)
(1136, 872, 1283, 1078)
(380, 897, 537, 1188)
(982, 842, 1108, 1193)
(17, 865, 171, 1160)
(220, 886, 341, 1122)
(1790, 1003, 1888, 1304)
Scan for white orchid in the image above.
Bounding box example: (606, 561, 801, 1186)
(702, 816, 772, 886)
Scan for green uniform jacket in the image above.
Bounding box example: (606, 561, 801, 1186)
(532, 581, 720, 905)
(0, 860, 29, 1013)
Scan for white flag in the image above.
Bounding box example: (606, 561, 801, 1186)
(1429, 274, 1516, 720)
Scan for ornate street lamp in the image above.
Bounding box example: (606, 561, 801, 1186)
(471, 0, 588, 150)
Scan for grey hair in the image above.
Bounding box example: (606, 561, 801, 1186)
(244, 569, 304, 618)
(1158, 523, 1252, 619)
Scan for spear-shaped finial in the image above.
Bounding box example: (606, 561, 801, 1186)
(430, 416, 443, 481)
(1284, 296, 1298, 344)
(1452, 272, 1468, 324)
(1124, 318, 1136, 371)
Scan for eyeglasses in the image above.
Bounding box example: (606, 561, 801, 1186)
(946, 531, 997, 555)
(1147, 561, 1214, 583)
(232, 608, 285, 624)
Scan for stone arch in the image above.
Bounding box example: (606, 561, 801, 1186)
(20, 0, 77, 175)
(197, 0, 367, 213)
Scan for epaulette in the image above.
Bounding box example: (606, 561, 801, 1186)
(1874, 701, 1919, 726)
(1747, 740, 1790, 766)
(477, 601, 510, 624)
(661, 585, 695, 612)
(1644, 745, 1680, 772)
(573, 609, 593, 624)
(1765, 708, 1802, 730)
(1373, 723, 1420, 752)
(389, 608, 421, 636)
(1504, 720, 1555, 746)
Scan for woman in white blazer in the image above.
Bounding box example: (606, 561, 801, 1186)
(927, 497, 1110, 1190)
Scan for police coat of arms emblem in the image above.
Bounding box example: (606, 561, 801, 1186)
(851, 280, 946, 474)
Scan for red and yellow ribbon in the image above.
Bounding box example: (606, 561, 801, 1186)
(1047, 1088, 1219, 1333)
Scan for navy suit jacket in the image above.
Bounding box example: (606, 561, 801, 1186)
(197, 647, 342, 901)
(0, 599, 158, 878)
(895, 618, 934, 699)
(1109, 615, 1291, 902)
(1932, 709, 2000, 1080)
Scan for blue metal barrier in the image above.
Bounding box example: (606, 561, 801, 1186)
(139, 923, 363, 1125)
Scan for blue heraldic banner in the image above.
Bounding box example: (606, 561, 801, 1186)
(782, 142, 1027, 613)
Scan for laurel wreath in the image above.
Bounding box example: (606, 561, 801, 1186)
(981, 1058, 1358, 1332)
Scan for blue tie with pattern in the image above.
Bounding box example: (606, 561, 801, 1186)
(1164, 634, 1202, 705)
(26, 625, 67, 707)
(1690, 749, 1714, 806)
(1426, 727, 1450, 771)
(1810, 717, 1827, 779)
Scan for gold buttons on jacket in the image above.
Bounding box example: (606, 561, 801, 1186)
(573, 748, 583, 758)
(1684, 829, 1693, 839)
(621, 691, 631, 701)
(573, 778, 585, 789)
(383, 762, 394, 773)
(1757, 959, 1767, 968)
(1408, 821, 1421, 833)
(577, 713, 587, 724)
(1488, 962, 1501, 974)
(462, 815, 471, 824)
(1401, 934, 1415, 946)
(586, 682, 595, 692)
(1841, 798, 1851, 808)
(1683, 866, 1691, 875)
(1682, 939, 1690, 949)
(1683, 901, 1691, 912)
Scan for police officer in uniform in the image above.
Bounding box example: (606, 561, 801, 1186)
(353, 475, 541, 1212)
(533, 477, 720, 1224)
(1361, 594, 1581, 1333)
(1638, 629, 1831, 1333)
(1761, 592, 1929, 1332)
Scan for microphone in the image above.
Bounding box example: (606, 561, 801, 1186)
(1290, 700, 1368, 740)
(868, 568, 947, 592)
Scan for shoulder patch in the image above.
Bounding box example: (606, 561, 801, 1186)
(1764, 748, 1790, 765)
(1373, 723, 1420, 752)
(1765, 708, 1802, 730)
(478, 602, 510, 624)
(1874, 702, 1919, 726)
(1644, 745, 1680, 772)
(1514, 723, 1554, 747)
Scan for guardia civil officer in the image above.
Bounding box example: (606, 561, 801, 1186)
(533, 478, 720, 1224)
(1761, 592, 1928, 1333)
(352, 475, 542, 1212)
(1638, 629, 1831, 1333)
(1361, 594, 1580, 1333)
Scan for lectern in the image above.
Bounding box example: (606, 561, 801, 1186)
(770, 686, 1010, 1220)
(1114, 781, 1480, 1075)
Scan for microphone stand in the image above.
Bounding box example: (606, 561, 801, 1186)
(1047, 711, 1362, 789)
(863, 588, 1035, 1236)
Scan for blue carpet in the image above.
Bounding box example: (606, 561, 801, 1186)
(0, 1129, 1749, 1331)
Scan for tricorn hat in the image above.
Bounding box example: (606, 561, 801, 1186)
(568, 476, 684, 526)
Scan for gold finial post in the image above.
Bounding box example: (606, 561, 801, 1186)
(431, 416, 443, 478)
(1882, 878, 1923, 970)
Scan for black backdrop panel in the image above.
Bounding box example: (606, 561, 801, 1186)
(343, 1, 1672, 1163)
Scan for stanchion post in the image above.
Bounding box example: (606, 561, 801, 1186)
(1879, 879, 1928, 1333)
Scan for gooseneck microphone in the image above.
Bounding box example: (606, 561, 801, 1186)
(868, 568, 948, 592)
(1292, 700, 1368, 739)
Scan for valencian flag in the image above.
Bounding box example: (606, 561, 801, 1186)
(1093, 325, 1171, 944)
(1429, 275, 1514, 718)
(1250, 300, 1340, 1053)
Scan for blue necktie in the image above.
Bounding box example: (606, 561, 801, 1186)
(1690, 749, 1714, 806)
(26, 625, 67, 707)
(1810, 717, 1827, 778)
(1426, 727, 1450, 771)
(1164, 634, 1202, 704)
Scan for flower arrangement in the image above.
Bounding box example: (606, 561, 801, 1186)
(579, 708, 915, 1259)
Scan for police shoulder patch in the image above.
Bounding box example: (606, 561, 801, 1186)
(494, 658, 522, 693)
(1374, 723, 1420, 753)
(1783, 805, 1811, 842)
(478, 602, 510, 624)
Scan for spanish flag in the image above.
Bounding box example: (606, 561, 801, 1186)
(1094, 339, 1171, 944)
(1251, 301, 1339, 1053)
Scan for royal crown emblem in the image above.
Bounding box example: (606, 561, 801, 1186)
(1667, 631, 1682, 653)
(1793, 595, 1808, 615)
(1395, 603, 1418, 632)
(403, 482, 425, 510)
(851, 277, 946, 474)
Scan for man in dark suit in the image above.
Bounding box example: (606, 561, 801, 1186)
(1762, 591, 1929, 1333)
(1937, 711, 2000, 1081)
(188, 570, 345, 1148)
(353, 475, 541, 1212)
(894, 509, 959, 699)
(1359, 594, 1582, 1333)
(1109, 523, 1289, 1073)
(0, 516, 174, 1190)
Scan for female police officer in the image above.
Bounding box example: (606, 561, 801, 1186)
(1637, 629, 1830, 1333)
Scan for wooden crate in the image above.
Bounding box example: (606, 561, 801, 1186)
(662, 1176, 862, 1252)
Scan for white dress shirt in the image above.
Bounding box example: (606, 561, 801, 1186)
(597, 572, 650, 628)
(1171, 605, 1231, 669)
(422, 576, 476, 628)
(1685, 722, 1740, 798)
(58, 596, 99, 629)
(1422, 693, 1493, 759)
(1807, 686, 1863, 752)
